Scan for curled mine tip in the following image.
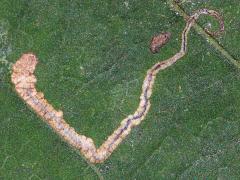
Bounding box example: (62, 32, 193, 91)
(192, 9, 225, 37)
(150, 32, 171, 54)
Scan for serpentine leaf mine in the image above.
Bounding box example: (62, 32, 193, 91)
(11, 9, 224, 163)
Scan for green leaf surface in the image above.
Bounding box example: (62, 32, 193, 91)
(1, 0, 240, 179)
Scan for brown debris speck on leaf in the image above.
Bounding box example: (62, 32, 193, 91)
(150, 32, 171, 53)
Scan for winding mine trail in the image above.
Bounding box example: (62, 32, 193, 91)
(11, 9, 224, 163)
